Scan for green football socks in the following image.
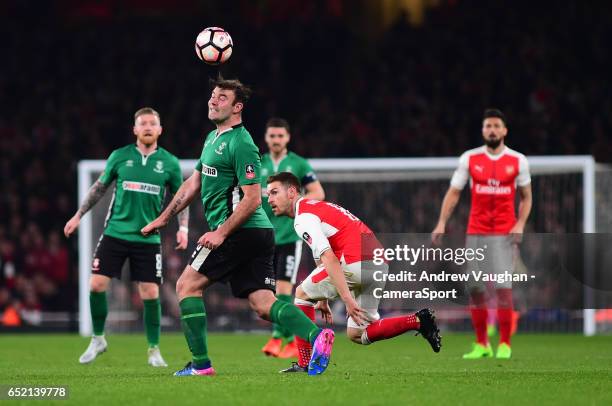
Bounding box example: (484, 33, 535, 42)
(269, 300, 320, 344)
(143, 298, 161, 348)
(90, 291, 108, 336)
(179, 297, 210, 368)
(272, 294, 295, 341)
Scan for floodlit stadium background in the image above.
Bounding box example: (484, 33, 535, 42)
(1, 0, 612, 335)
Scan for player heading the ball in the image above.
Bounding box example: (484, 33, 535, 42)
(141, 77, 335, 377)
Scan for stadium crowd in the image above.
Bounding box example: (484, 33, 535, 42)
(1, 0, 610, 325)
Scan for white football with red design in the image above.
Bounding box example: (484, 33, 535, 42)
(195, 27, 233, 65)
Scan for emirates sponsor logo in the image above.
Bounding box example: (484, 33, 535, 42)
(475, 184, 512, 195)
(122, 181, 161, 195)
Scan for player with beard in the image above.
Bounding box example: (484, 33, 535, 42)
(267, 172, 441, 373)
(432, 108, 532, 359)
(260, 117, 325, 359)
(64, 107, 189, 367)
(142, 78, 334, 376)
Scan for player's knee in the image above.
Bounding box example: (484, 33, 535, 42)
(276, 280, 293, 296)
(246, 290, 275, 320)
(175, 274, 192, 298)
(252, 304, 268, 319)
(139, 283, 158, 300)
(248, 298, 270, 320)
(295, 285, 308, 301)
(90, 276, 108, 292)
(346, 328, 364, 344)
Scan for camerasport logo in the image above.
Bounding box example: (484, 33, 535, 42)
(245, 164, 256, 179)
(302, 232, 313, 245)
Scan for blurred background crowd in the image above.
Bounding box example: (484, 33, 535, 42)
(1, 0, 611, 327)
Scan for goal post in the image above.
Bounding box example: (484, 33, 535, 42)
(77, 156, 599, 336)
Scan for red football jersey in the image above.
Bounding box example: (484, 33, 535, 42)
(294, 198, 379, 264)
(450, 146, 531, 234)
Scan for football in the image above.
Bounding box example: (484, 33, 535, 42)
(195, 27, 233, 65)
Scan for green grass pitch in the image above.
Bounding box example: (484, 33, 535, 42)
(1, 333, 611, 405)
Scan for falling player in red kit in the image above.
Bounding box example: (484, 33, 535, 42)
(432, 108, 532, 359)
(267, 172, 441, 373)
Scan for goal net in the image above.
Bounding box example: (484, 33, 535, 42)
(77, 156, 611, 336)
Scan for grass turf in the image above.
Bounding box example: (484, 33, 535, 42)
(0, 333, 610, 405)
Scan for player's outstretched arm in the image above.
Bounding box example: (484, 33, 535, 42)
(63, 178, 109, 238)
(142, 170, 201, 236)
(198, 183, 261, 250)
(319, 250, 369, 326)
(431, 186, 462, 244)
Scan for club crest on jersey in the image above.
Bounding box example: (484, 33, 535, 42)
(505, 165, 515, 175)
(215, 141, 227, 155)
(245, 164, 256, 179)
(201, 164, 218, 177)
(154, 160, 164, 173)
(302, 232, 313, 245)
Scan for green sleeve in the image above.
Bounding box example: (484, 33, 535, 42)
(195, 159, 202, 172)
(168, 157, 183, 194)
(299, 158, 318, 186)
(231, 138, 262, 186)
(99, 151, 119, 185)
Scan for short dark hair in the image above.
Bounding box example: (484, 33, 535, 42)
(483, 108, 507, 126)
(134, 107, 160, 124)
(209, 76, 252, 106)
(267, 172, 300, 191)
(265, 117, 290, 132)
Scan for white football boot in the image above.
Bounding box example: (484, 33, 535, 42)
(147, 346, 168, 367)
(79, 335, 108, 364)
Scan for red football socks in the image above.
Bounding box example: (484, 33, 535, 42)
(364, 314, 420, 343)
(295, 304, 315, 368)
(470, 291, 488, 345)
(497, 289, 514, 345)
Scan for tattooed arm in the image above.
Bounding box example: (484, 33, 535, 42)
(175, 204, 190, 250)
(142, 170, 201, 236)
(63, 178, 110, 237)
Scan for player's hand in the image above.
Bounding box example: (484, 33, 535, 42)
(315, 300, 333, 325)
(176, 229, 188, 250)
(431, 223, 445, 245)
(344, 297, 369, 327)
(198, 230, 226, 250)
(141, 217, 167, 236)
(63, 214, 81, 238)
(509, 223, 525, 244)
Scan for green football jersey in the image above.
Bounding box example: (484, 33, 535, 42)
(260, 151, 318, 245)
(99, 144, 183, 244)
(195, 124, 272, 231)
